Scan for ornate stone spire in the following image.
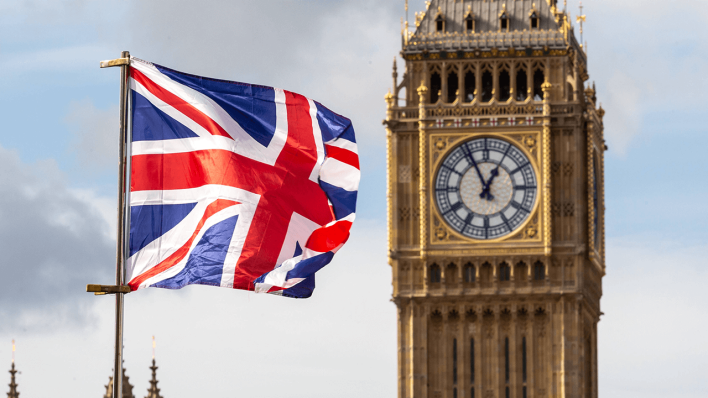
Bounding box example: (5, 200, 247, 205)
(145, 336, 163, 398)
(102, 368, 135, 398)
(145, 359, 163, 398)
(7, 340, 18, 398)
(7, 363, 19, 398)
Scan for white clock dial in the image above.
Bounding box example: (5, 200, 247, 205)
(434, 137, 538, 240)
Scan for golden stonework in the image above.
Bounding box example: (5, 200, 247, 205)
(388, 2, 605, 398)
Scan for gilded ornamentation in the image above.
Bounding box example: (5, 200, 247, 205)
(418, 82, 428, 260)
(524, 136, 537, 150)
(435, 227, 448, 241)
(526, 225, 537, 238)
(434, 138, 446, 150)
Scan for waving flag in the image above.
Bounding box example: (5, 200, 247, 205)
(125, 57, 358, 298)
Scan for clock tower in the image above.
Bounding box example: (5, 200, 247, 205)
(384, 1, 606, 398)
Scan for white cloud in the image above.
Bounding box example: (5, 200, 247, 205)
(124, 0, 401, 147)
(65, 99, 119, 171)
(0, 145, 115, 332)
(601, 235, 708, 397)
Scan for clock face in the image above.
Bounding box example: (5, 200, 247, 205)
(434, 137, 538, 240)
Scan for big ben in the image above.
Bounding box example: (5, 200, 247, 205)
(384, 1, 606, 398)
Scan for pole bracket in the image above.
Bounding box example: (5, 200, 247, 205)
(86, 284, 131, 295)
(100, 58, 130, 68)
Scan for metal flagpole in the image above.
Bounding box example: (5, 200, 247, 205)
(87, 50, 132, 398)
(113, 49, 130, 398)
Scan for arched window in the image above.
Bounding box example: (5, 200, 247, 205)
(480, 262, 493, 284)
(499, 262, 511, 282)
(522, 336, 528, 382)
(533, 69, 545, 101)
(515, 261, 527, 286)
(464, 70, 476, 102)
(481, 70, 493, 102)
(500, 11, 509, 32)
(567, 82, 574, 101)
(447, 262, 457, 284)
(447, 70, 459, 103)
(534, 261, 545, 281)
(530, 11, 539, 30)
(499, 69, 511, 102)
(470, 337, 476, 384)
(504, 337, 510, 383)
(465, 11, 475, 33)
(436, 14, 445, 33)
(430, 72, 442, 103)
(452, 338, 458, 384)
(430, 263, 442, 283)
(516, 67, 528, 101)
(464, 262, 475, 283)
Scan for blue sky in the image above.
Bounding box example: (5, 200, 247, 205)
(0, 0, 707, 397)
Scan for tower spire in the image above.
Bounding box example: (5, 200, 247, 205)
(7, 340, 19, 398)
(145, 337, 163, 398)
(103, 366, 135, 398)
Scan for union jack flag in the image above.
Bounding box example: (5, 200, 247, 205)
(125, 58, 359, 298)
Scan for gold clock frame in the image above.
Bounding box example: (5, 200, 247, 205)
(425, 129, 551, 257)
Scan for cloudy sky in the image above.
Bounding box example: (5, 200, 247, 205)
(0, 0, 707, 397)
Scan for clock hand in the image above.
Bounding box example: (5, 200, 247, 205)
(481, 145, 512, 201)
(461, 145, 488, 198)
(481, 170, 498, 201)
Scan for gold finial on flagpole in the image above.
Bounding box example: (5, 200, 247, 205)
(11, 339, 15, 363)
(152, 336, 156, 360)
(576, 2, 586, 47)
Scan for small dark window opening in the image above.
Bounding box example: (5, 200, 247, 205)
(534, 261, 545, 280)
(452, 338, 458, 384)
(430, 72, 442, 103)
(516, 69, 528, 101)
(430, 263, 442, 283)
(567, 82, 574, 101)
(464, 263, 475, 283)
(499, 70, 511, 102)
(504, 337, 510, 382)
(533, 69, 545, 101)
(481, 71, 493, 102)
(522, 336, 528, 382)
(470, 338, 475, 383)
(465, 16, 474, 32)
(453, 388, 458, 398)
(436, 15, 445, 32)
(464, 71, 476, 102)
(471, 388, 475, 398)
(506, 386, 510, 398)
(500, 14, 509, 31)
(523, 387, 527, 398)
(447, 71, 459, 103)
(531, 12, 539, 29)
(499, 263, 511, 282)
(447, 263, 457, 284)
(481, 262, 493, 284)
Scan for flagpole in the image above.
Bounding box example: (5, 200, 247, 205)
(113, 49, 131, 398)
